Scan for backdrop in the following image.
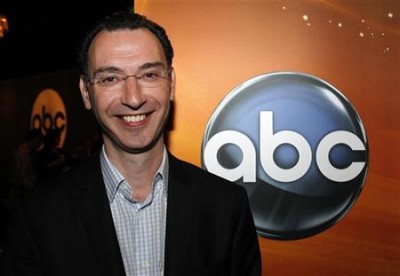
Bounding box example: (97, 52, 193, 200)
(135, 1, 399, 275)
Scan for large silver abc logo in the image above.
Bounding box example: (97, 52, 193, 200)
(201, 72, 368, 240)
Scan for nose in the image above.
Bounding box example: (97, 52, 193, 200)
(120, 76, 146, 109)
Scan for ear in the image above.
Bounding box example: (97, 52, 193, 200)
(79, 77, 92, 110)
(169, 68, 176, 101)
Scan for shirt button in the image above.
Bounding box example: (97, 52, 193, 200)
(142, 261, 150, 268)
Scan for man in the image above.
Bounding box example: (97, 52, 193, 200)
(0, 9, 261, 276)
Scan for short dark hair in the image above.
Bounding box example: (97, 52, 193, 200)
(78, 9, 174, 82)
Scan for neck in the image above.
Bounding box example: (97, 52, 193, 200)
(104, 141, 165, 201)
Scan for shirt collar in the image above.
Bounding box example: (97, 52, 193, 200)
(100, 146, 169, 204)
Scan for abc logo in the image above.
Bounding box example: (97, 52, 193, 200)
(201, 72, 368, 239)
(31, 89, 67, 147)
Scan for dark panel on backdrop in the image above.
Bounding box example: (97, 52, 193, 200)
(0, 0, 133, 80)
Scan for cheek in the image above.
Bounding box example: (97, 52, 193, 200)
(148, 91, 171, 109)
(161, 90, 173, 104)
(92, 92, 115, 109)
(89, 96, 111, 120)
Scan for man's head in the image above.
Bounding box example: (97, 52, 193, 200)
(78, 10, 176, 154)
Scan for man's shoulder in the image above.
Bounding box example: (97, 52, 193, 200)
(169, 153, 223, 180)
(18, 154, 101, 204)
(168, 153, 245, 194)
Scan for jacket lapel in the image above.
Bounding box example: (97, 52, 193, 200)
(74, 154, 126, 276)
(164, 154, 195, 275)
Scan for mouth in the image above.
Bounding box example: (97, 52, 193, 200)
(121, 114, 147, 123)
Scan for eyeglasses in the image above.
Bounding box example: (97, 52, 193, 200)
(88, 67, 171, 90)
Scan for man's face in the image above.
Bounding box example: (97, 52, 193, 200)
(79, 28, 175, 154)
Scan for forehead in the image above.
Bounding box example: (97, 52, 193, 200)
(88, 28, 166, 71)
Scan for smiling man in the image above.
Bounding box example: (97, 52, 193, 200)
(0, 9, 261, 276)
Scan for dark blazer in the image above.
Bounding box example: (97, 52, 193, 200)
(0, 152, 261, 276)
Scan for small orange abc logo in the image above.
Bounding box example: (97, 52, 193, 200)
(31, 89, 67, 147)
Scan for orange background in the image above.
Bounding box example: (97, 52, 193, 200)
(135, 1, 399, 275)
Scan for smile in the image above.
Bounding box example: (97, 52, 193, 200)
(121, 114, 146, 123)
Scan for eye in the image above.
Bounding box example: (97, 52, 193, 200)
(139, 70, 162, 82)
(97, 74, 123, 86)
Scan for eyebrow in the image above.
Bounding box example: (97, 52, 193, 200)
(138, 62, 165, 71)
(92, 62, 165, 78)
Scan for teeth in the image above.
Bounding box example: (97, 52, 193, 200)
(122, 114, 146, 123)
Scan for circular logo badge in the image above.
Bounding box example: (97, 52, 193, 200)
(31, 88, 67, 147)
(201, 72, 368, 240)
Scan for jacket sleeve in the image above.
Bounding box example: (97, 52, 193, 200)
(230, 191, 262, 276)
